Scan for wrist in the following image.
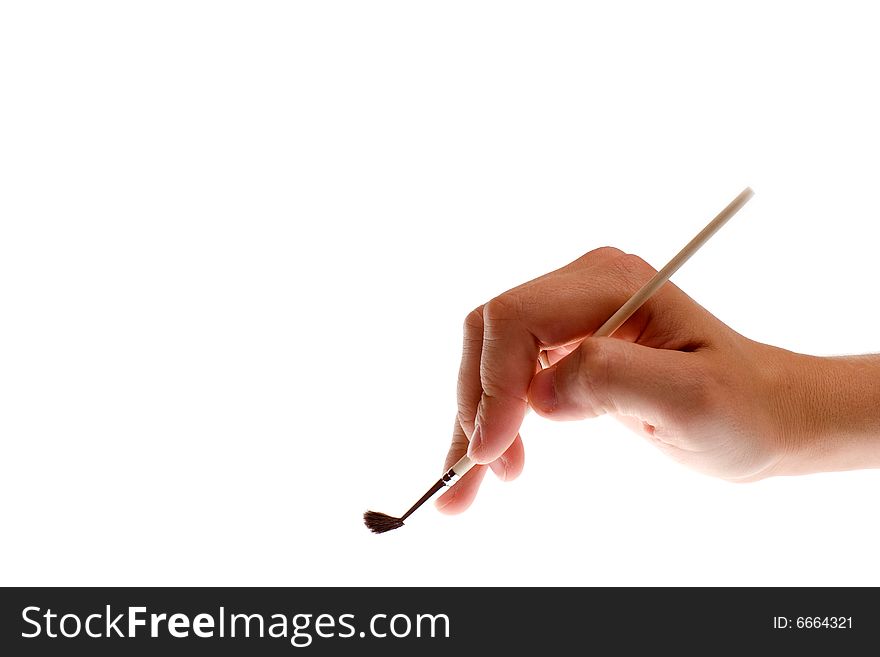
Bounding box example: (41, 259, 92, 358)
(762, 346, 880, 476)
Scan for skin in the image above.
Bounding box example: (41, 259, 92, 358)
(436, 247, 880, 514)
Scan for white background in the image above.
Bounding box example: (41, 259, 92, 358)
(2, 2, 879, 586)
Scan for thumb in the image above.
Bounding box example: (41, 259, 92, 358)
(528, 337, 703, 422)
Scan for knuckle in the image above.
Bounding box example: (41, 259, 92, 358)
(483, 295, 520, 324)
(463, 306, 485, 334)
(589, 245, 625, 260)
(613, 252, 656, 278)
(574, 246, 624, 269)
(455, 400, 474, 431)
(574, 340, 612, 411)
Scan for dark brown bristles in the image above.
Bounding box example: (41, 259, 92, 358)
(363, 511, 406, 534)
(364, 469, 455, 534)
(364, 474, 450, 534)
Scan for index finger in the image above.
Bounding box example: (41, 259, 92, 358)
(468, 248, 650, 464)
(467, 296, 537, 463)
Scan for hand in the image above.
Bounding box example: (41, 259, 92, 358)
(436, 246, 880, 514)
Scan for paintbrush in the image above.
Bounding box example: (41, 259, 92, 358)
(364, 187, 754, 534)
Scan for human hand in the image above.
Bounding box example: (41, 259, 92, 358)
(436, 246, 815, 513)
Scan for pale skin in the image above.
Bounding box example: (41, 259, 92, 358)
(436, 246, 880, 514)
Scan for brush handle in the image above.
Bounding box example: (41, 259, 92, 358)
(447, 454, 477, 480)
(592, 187, 753, 339)
(463, 187, 753, 478)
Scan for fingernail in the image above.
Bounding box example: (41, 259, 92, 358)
(466, 424, 483, 460)
(496, 455, 509, 481)
(530, 367, 558, 413)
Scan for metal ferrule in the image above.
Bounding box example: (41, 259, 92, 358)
(441, 467, 461, 486)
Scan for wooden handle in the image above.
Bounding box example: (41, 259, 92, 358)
(539, 187, 753, 365)
(459, 188, 753, 487)
(594, 186, 753, 338)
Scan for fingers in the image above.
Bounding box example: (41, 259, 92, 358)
(487, 432, 525, 481)
(436, 419, 524, 515)
(457, 300, 528, 468)
(467, 252, 661, 465)
(455, 247, 625, 444)
(456, 309, 532, 476)
(446, 245, 714, 509)
(436, 418, 487, 514)
(542, 340, 583, 367)
(468, 296, 537, 464)
(456, 305, 485, 437)
(528, 336, 706, 426)
(448, 297, 527, 514)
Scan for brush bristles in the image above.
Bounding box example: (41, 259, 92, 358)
(363, 510, 405, 534)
